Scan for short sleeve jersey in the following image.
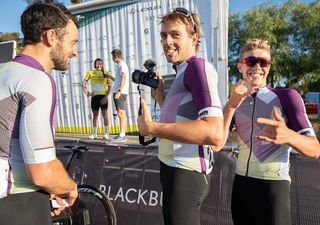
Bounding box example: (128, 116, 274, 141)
(232, 86, 315, 181)
(158, 56, 223, 174)
(112, 60, 129, 95)
(84, 69, 113, 95)
(0, 54, 57, 197)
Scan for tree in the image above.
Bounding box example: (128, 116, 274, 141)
(0, 32, 23, 54)
(228, 0, 320, 95)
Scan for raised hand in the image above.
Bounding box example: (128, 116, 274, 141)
(257, 108, 291, 144)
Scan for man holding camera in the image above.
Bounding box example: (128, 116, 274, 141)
(111, 48, 129, 142)
(137, 8, 224, 225)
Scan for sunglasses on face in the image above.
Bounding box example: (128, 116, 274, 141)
(172, 7, 195, 32)
(241, 56, 271, 68)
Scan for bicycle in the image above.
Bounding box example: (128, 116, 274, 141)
(52, 145, 117, 225)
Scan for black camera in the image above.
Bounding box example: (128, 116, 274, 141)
(132, 59, 158, 88)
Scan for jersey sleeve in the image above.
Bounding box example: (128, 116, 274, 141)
(279, 89, 315, 136)
(84, 70, 93, 81)
(19, 75, 56, 164)
(184, 59, 223, 119)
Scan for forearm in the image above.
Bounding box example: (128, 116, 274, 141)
(288, 132, 320, 159)
(28, 159, 77, 195)
(221, 102, 237, 145)
(146, 117, 223, 146)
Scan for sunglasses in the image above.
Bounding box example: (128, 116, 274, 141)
(241, 56, 271, 68)
(172, 7, 195, 32)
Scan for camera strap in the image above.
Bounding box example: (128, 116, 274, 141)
(137, 85, 157, 146)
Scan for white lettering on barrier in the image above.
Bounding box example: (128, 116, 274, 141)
(99, 185, 162, 206)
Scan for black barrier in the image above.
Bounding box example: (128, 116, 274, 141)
(56, 140, 320, 225)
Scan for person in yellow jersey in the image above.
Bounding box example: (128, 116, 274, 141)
(82, 58, 114, 139)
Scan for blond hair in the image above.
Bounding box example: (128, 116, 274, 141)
(239, 38, 271, 60)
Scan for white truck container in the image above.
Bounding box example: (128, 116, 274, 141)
(54, 0, 229, 135)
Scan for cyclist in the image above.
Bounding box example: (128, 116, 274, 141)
(0, 3, 78, 225)
(82, 58, 113, 140)
(222, 38, 320, 225)
(137, 8, 224, 225)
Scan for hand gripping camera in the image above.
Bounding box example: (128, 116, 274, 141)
(132, 59, 158, 146)
(131, 59, 158, 88)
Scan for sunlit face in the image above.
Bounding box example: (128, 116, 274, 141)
(51, 20, 78, 71)
(95, 60, 103, 70)
(160, 20, 198, 65)
(237, 48, 271, 89)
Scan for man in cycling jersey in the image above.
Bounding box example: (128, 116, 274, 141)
(82, 58, 113, 140)
(137, 8, 224, 225)
(0, 3, 79, 225)
(222, 38, 320, 225)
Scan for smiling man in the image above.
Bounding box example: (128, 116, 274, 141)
(222, 38, 319, 225)
(0, 3, 78, 225)
(137, 7, 224, 225)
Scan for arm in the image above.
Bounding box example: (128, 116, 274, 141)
(27, 160, 78, 205)
(212, 80, 254, 151)
(82, 79, 92, 97)
(151, 73, 165, 107)
(101, 83, 112, 105)
(114, 72, 126, 99)
(257, 108, 320, 159)
(137, 100, 224, 146)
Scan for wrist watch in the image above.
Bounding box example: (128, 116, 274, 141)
(118, 89, 122, 93)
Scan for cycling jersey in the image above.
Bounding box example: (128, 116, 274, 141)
(0, 54, 56, 198)
(158, 56, 223, 174)
(232, 86, 315, 181)
(84, 69, 113, 95)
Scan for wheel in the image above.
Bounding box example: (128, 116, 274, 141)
(54, 184, 117, 225)
(77, 185, 116, 225)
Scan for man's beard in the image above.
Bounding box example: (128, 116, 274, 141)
(51, 43, 69, 71)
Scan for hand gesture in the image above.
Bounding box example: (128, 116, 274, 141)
(257, 108, 291, 145)
(228, 80, 255, 109)
(137, 99, 153, 136)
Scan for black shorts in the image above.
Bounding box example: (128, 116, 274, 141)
(91, 95, 108, 111)
(231, 174, 291, 225)
(160, 161, 211, 225)
(113, 93, 127, 110)
(0, 190, 51, 225)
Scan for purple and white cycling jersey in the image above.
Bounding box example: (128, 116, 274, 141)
(0, 55, 56, 198)
(232, 86, 315, 181)
(158, 56, 223, 174)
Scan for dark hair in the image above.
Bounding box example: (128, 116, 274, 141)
(20, 3, 78, 46)
(94, 58, 103, 67)
(111, 48, 122, 58)
(160, 9, 201, 51)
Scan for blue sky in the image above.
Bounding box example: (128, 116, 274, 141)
(0, 0, 315, 34)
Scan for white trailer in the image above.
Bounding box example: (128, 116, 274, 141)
(54, 0, 228, 135)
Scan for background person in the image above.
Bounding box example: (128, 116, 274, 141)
(82, 58, 113, 140)
(222, 38, 319, 225)
(111, 48, 129, 142)
(137, 8, 224, 225)
(0, 3, 79, 225)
